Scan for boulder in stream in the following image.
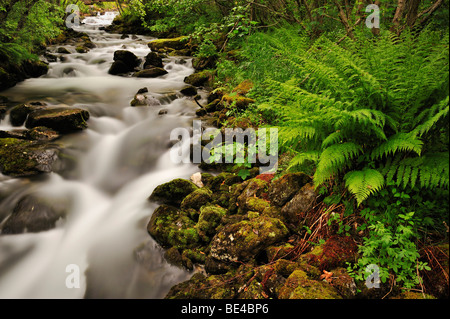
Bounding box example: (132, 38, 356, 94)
(25, 107, 90, 133)
(133, 67, 168, 78)
(1, 194, 65, 235)
(108, 50, 141, 75)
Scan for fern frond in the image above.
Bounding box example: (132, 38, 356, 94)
(314, 142, 363, 185)
(371, 133, 423, 160)
(345, 169, 385, 206)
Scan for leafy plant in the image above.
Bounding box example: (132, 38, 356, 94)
(234, 27, 449, 205)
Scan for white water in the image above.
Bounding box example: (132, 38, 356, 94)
(0, 12, 201, 298)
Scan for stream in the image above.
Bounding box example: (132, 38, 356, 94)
(0, 12, 200, 299)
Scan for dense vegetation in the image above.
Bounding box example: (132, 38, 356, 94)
(124, 0, 449, 293)
(1, 0, 448, 297)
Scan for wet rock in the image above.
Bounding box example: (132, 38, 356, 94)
(133, 67, 168, 78)
(144, 52, 164, 69)
(56, 47, 71, 54)
(44, 52, 58, 63)
(0, 138, 59, 177)
(0, 129, 28, 140)
(184, 70, 214, 87)
(147, 205, 200, 249)
(278, 269, 342, 299)
(180, 188, 212, 210)
(281, 183, 317, 226)
(25, 107, 90, 133)
(130, 94, 161, 107)
(180, 86, 197, 97)
(26, 126, 60, 141)
(1, 194, 64, 234)
(137, 87, 148, 94)
(75, 46, 88, 54)
(209, 216, 289, 263)
(149, 178, 198, 206)
(9, 103, 45, 127)
(164, 247, 183, 268)
(148, 37, 189, 53)
(108, 60, 130, 75)
(158, 109, 168, 116)
(113, 50, 140, 68)
(108, 50, 140, 75)
(267, 172, 312, 207)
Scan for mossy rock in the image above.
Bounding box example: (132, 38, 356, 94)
(278, 270, 342, 299)
(244, 197, 270, 213)
(209, 216, 289, 263)
(232, 80, 254, 96)
(267, 172, 312, 207)
(165, 272, 237, 299)
(181, 188, 213, 210)
(147, 205, 200, 249)
(222, 94, 255, 110)
(149, 178, 198, 206)
(0, 138, 59, 177)
(75, 46, 88, 53)
(196, 205, 228, 242)
(235, 178, 269, 210)
(184, 70, 214, 87)
(148, 36, 189, 53)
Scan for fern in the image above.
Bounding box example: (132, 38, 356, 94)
(345, 169, 386, 205)
(244, 27, 449, 205)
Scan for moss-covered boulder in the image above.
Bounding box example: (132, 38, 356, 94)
(184, 70, 214, 87)
(266, 243, 296, 262)
(181, 188, 213, 210)
(165, 272, 237, 299)
(196, 205, 228, 242)
(0, 138, 59, 177)
(149, 178, 198, 206)
(148, 36, 189, 53)
(278, 269, 342, 299)
(209, 216, 289, 263)
(147, 205, 200, 249)
(267, 173, 312, 207)
(25, 107, 90, 133)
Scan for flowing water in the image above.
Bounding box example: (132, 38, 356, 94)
(0, 12, 200, 299)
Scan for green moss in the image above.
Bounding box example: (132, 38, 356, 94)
(245, 197, 270, 213)
(148, 36, 189, 52)
(184, 70, 214, 87)
(147, 205, 200, 249)
(196, 205, 227, 242)
(0, 138, 40, 176)
(181, 188, 212, 210)
(279, 270, 342, 299)
(149, 178, 198, 206)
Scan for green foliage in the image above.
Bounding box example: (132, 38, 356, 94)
(347, 184, 448, 290)
(0, 0, 63, 63)
(224, 27, 449, 205)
